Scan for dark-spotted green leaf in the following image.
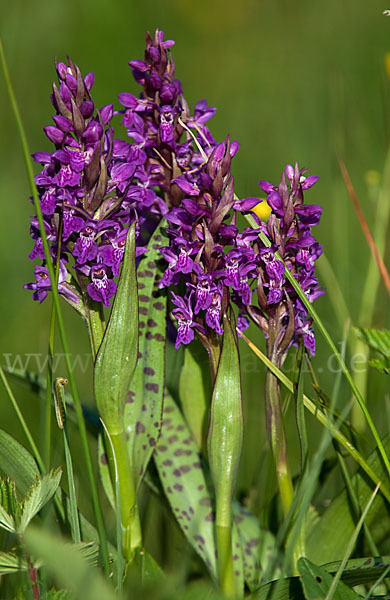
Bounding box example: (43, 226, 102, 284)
(298, 557, 361, 600)
(0, 429, 39, 496)
(125, 224, 167, 489)
(233, 501, 278, 591)
(248, 577, 303, 600)
(154, 390, 218, 579)
(94, 223, 138, 434)
(321, 556, 390, 587)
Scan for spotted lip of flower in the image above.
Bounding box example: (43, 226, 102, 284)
(86, 265, 117, 307)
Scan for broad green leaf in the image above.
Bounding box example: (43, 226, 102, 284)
(94, 223, 138, 434)
(208, 314, 243, 597)
(233, 501, 278, 591)
(0, 429, 39, 496)
(154, 390, 218, 579)
(248, 577, 303, 600)
(208, 314, 243, 513)
(307, 433, 390, 564)
(19, 468, 62, 532)
(0, 551, 28, 574)
(321, 556, 390, 587)
(179, 342, 211, 453)
(125, 224, 167, 489)
(0, 503, 15, 533)
(298, 557, 361, 600)
(130, 547, 164, 583)
(354, 327, 390, 357)
(25, 527, 116, 600)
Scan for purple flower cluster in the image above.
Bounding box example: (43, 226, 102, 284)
(25, 30, 324, 356)
(24, 58, 141, 307)
(242, 164, 324, 355)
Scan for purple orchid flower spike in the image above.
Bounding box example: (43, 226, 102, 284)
(26, 57, 147, 309)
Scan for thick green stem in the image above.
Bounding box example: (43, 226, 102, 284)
(265, 349, 305, 571)
(216, 522, 235, 598)
(108, 432, 142, 559)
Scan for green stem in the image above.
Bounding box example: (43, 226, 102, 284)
(108, 432, 142, 559)
(0, 39, 110, 575)
(265, 348, 305, 572)
(243, 211, 390, 480)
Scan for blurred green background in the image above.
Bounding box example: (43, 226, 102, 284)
(0, 0, 389, 543)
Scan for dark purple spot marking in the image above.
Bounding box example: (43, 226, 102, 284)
(183, 438, 192, 445)
(144, 367, 155, 376)
(248, 538, 259, 547)
(100, 453, 107, 465)
(199, 497, 212, 507)
(126, 390, 135, 403)
(147, 261, 155, 269)
(173, 483, 183, 491)
(180, 465, 190, 474)
(154, 235, 162, 242)
(149, 437, 156, 446)
(174, 449, 184, 457)
(138, 352, 143, 359)
(139, 306, 148, 315)
(147, 318, 158, 328)
(205, 512, 215, 522)
(234, 571, 240, 577)
(168, 435, 178, 444)
(163, 460, 172, 466)
(167, 487, 172, 494)
(194, 535, 205, 544)
(125, 432, 129, 441)
(183, 525, 189, 530)
(157, 445, 167, 452)
(139, 321, 145, 329)
(193, 462, 202, 469)
(142, 444, 147, 450)
(176, 424, 185, 432)
(189, 507, 194, 515)
(139, 295, 150, 303)
(144, 270, 153, 277)
(142, 404, 147, 411)
(136, 422, 145, 434)
(154, 422, 159, 427)
(173, 469, 181, 477)
(153, 301, 165, 311)
(151, 244, 160, 250)
(146, 383, 159, 394)
(233, 554, 239, 561)
(138, 282, 145, 289)
(164, 406, 174, 413)
(198, 485, 204, 491)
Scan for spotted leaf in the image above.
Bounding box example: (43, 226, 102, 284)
(125, 224, 167, 490)
(154, 390, 218, 579)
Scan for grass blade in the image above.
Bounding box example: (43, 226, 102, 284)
(238, 329, 390, 503)
(0, 38, 109, 573)
(243, 210, 390, 480)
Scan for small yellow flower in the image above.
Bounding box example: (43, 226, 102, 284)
(252, 199, 272, 222)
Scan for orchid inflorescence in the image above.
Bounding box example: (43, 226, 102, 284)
(25, 29, 323, 355)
